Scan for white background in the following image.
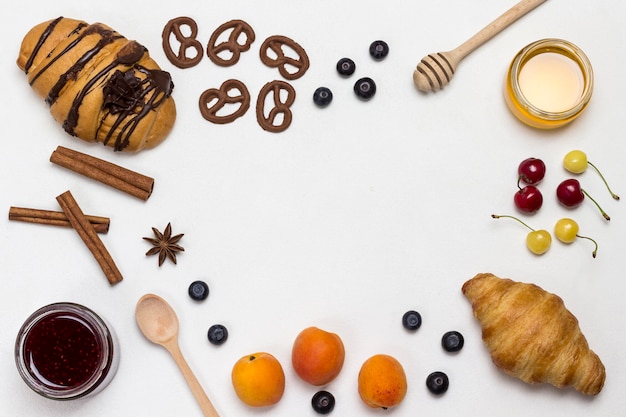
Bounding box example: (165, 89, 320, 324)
(1, 0, 625, 416)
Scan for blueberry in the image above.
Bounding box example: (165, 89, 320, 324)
(336, 57, 356, 76)
(441, 330, 464, 352)
(353, 77, 376, 100)
(313, 87, 333, 107)
(207, 324, 228, 345)
(311, 390, 335, 414)
(188, 280, 209, 301)
(426, 371, 449, 395)
(369, 40, 389, 60)
(402, 310, 422, 331)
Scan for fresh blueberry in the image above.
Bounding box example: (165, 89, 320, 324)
(336, 57, 356, 76)
(402, 310, 422, 331)
(207, 324, 228, 345)
(188, 280, 209, 301)
(353, 77, 376, 100)
(369, 40, 389, 60)
(426, 371, 449, 395)
(313, 87, 333, 107)
(441, 330, 464, 352)
(311, 390, 335, 414)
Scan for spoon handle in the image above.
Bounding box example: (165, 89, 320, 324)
(453, 0, 547, 60)
(166, 341, 220, 417)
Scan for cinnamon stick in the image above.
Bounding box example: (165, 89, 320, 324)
(56, 190, 123, 285)
(9, 206, 110, 234)
(50, 146, 154, 200)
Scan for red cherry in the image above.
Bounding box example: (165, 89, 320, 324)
(514, 185, 543, 213)
(556, 178, 610, 221)
(518, 157, 546, 185)
(556, 179, 584, 207)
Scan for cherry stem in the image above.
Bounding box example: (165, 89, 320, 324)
(581, 188, 610, 221)
(576, 234, 598, 258)
(517, 175, 527, 190)
(491, 214, 535, 231)
(588, 161, 619, 200)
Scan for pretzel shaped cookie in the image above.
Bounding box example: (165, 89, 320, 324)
(207, 19, 256, 67)
(199, 79, 251, 124)
(162, 17, 204, 68)
(256, 80, 296, 133)
(260, 35, 310, 80)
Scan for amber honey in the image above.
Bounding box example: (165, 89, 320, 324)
(505, 39, 593, 129)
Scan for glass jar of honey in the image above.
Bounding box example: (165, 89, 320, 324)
(15, 302, 119, 400)
(504, 38, 593, 129)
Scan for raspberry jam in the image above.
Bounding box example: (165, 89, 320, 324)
(15, 303, 119, 400)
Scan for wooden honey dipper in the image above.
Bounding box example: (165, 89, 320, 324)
(413, 0, 548, 92)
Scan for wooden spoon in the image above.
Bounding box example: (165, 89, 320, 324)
(136, 294, 220, 417)
(413, 0, 548, 92)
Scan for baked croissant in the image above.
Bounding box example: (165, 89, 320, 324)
(462, 273, 605, 395)
(17, 17, 176, 152)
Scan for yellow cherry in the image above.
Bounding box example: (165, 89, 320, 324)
(526, 230, 552, 255)
(563, 150, 587, 174)
(492, 214, 551, 256)
(563, 150, 619, 200)
(554, 217, 579, 243)
(554, 218, 598, 258)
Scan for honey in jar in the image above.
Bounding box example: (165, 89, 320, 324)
(504, 39, 593, 129)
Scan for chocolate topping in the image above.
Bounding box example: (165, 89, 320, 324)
(46, 32, 120, 105)
(116, 41, 146, 65)
(98, 66, 174, 151)
(103, 70, 144, 114)
(149, 69, 175, 96)
(23, 16, 63, 74)
(28, 23, 89, 87)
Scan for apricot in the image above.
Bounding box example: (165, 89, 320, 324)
(291, 326, 345, 386)
(231, 352, 285, 407)
(358, 354, 407, 409)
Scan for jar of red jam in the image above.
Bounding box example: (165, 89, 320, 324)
(15, 302, 119, 400)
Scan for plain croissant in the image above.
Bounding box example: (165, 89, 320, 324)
(17, 17, 176, 152)
(462, 273, 605, 395)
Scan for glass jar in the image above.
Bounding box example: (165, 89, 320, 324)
(15, 302, 120, 400)
(504, 38, 593, 129)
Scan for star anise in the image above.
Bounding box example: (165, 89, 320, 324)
(143, 223, 184, 266)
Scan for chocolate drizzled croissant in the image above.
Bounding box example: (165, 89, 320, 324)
(17, 17, 176, 152)
(462, 273, 605, 395)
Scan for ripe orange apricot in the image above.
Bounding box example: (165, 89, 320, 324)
(291, 326, 345, 386)
(231, 352, 285, 407)
(358, 354, 407, 409)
